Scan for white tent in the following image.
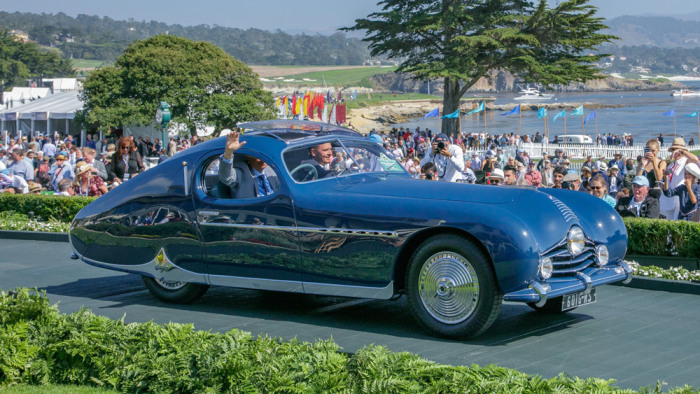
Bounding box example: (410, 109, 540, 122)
(1, 87, 51, 107)
(0, 91, 83, 140)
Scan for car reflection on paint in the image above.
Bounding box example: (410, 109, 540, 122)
(70, 120, 632, 339)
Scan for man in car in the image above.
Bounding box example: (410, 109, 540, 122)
(301, 142, 335, 179)
(218, 130, 279, 198)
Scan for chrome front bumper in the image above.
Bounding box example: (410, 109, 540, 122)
(503, 261, 633, 307)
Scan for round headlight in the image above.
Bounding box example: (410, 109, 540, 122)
(567, 226, 585, 256)
(539, 257, 553, 280)
(595, 245, 609, 267)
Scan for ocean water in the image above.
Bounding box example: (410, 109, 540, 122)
(394, 81, 700, 144)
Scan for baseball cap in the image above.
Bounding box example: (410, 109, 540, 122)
(632, 176, 649, 187)
(434, 133, 449, 141)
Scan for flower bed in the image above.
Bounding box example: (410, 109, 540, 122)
(0, 211, 69, 233)
(626, 260, 700, 282)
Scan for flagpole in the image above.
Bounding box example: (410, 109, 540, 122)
(582, 108, 586, 158)
(674, 113, 677, 137)
(518, 105, 521, 138)
(484, 102, 487, 134)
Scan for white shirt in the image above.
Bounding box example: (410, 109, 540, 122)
(420, 144, 465, 182)
(660, 156, 686, 212)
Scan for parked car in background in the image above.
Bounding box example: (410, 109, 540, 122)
(70, 120, 632, 338)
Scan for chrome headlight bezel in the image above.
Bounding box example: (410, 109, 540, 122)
(539, 257, 553, 280)
(595, 244, 609, 267)
(567, 226, 585, 256)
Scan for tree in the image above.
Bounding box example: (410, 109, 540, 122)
(345, 0, 617, 136)
(79, 35, 276, 135)
(0, 30, 73, 91)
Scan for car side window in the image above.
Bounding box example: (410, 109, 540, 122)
(200, 154, 279, 199)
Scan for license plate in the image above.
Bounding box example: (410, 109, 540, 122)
(561, 289, 596, 311)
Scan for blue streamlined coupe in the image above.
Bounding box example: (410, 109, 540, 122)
(70, 120, 632, 338)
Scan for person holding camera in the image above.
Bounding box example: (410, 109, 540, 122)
(420, 162, 439, 181)
(419, 133, 465, 182)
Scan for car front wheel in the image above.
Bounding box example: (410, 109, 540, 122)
(406, 235, 502, 339)
(142, 276, 209, 304)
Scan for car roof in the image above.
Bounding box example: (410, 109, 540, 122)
(238, 120, 363, 144)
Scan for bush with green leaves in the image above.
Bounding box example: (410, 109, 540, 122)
(624, 217, 700, 258)
(0, 194, 94, 223)
(0, 211, 69, 233)
(2, 289, 698, 393)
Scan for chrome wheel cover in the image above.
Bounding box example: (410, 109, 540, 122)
(154, 277, 187, 290)
(418, 251, 480, 324)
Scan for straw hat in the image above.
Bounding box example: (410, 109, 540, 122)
(75, 161, 92, 176)
(27, 181, 44, 193)
(668, 137, 688, 152)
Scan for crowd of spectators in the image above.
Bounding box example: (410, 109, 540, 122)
(3, 127, 699, 222)
(373, 127, 700, 222)
(0, 132, 202, 197)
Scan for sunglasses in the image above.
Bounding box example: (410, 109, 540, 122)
(590, 186, 603, 190)
(120, 146, 131, 150)
(490, 179, 502, 184)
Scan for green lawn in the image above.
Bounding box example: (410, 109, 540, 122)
(346, 93, 439, 110)
(264, 66, 397, 86)
(71, 59, 108, 69)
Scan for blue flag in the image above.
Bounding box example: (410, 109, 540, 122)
(662, 109, 675, 117)
(466, 101, 485, 115)
(584, 111, 596, 124)
(552, 110, 566, 123)
(686, 111, 698, 117)
(570, 105, 584, 116)
(537, 107, 547, 119)
(441, 110, 459, 119)
(501, 105, 520, 116)
(423, 108, 440, 119)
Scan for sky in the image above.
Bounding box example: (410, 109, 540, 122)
(2, 0, 699, 34)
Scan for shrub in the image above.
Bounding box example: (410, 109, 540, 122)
(0, 194, 94, 223)
(624, 217, 700, 258)
(3, 288, 696, 393)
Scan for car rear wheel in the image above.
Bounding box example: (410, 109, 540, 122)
(406, 235, 502, 339)
(142, 276, 209, 304)
(527, 297, 576, 313)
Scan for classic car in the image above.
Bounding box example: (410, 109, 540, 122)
(70, 120, 632, 338)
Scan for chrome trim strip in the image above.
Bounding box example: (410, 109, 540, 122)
(208, 274, 305, 293)
(183, 161, 189, 196)
(198, 222, 399, 238)
(303, 281, 394, 300)
(198, 210, 220, 216)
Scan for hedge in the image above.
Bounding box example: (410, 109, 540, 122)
(1, 194, 700, 258)
(623, 217, 700, 258)
(0, 194, 94, 223)
(2, 289, 697, 393)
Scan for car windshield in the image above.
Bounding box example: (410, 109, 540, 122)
(284, 139, 406, 183)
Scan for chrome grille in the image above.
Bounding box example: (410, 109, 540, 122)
(542, 240, 596, 275)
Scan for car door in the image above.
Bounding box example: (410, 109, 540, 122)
(194, 151, 303, 292)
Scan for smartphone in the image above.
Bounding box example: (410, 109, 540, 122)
(643, 146, 650, 154)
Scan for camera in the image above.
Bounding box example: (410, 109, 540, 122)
(437, 141, 445, 150)
(425, 172, 434, 180)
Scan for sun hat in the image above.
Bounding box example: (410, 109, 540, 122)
(632, 176, 649, 187)
(610, 164, 619, 171)
(685, 162, 700, 179)
(488, 168, 505, 179)
(27, 182, 43, 193)
(598, 162, 608, 171)
(55, 154, 66, 160)
(669, 137, 688, 152)
(581, 166, 592, 173)
(75, 161, 92, 176)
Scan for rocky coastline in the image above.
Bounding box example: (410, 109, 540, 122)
(347, 100, 626, 134)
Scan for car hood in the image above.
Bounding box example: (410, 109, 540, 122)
(333, 175, 527, 204)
